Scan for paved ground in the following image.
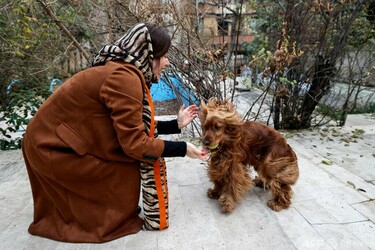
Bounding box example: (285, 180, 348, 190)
(0, 113, 374, 250)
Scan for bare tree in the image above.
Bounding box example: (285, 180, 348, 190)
(3, 0, 372, 131)
(36, 0, 91, 61)
(246, 0, 374, 129)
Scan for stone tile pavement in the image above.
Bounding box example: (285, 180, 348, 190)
(0, 114, 374, 249)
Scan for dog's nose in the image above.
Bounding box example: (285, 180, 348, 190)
(202, 139, 210, 146)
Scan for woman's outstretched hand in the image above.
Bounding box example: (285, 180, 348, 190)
(186, 142, 209, 160)
(177, 104, 199, 129)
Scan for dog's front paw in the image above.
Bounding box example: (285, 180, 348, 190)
(267, 200, 289, 211)
(219, 194, 235, 213)
(207, 188, 220, 199)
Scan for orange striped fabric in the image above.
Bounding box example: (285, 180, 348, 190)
(143, 85, 169, 230)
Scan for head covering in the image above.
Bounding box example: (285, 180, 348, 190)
(92, 23, 158, 84)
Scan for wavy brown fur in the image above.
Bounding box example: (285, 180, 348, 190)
(200, 98, 299, 212)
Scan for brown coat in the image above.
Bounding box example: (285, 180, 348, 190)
(22, 61, 165, 243)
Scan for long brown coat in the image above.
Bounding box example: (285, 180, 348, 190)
(22, 61, 165, 243)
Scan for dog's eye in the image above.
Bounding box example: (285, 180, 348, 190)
(214, 125, 221, 131)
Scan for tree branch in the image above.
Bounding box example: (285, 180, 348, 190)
(36, 0, 91, 62)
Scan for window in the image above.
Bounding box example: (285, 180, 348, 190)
(217, 18, 229, 36)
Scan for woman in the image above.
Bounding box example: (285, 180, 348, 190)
(22, 23, 207, 243)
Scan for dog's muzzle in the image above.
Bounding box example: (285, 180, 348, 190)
(202, 139, 210, 147)
(203, 139, 220, 150)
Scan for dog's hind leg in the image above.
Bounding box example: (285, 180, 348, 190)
(266, 181, 292, 211)
(260, 155, 298, 211)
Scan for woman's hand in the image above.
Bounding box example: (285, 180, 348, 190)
(177, 104, 199, 129)
(185, 142, 209, 160)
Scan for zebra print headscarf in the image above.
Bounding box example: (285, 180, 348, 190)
(92, 23, 158, 85)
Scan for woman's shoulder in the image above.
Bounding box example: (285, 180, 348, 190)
(99, 61, 146, 99)
(77, 61, 143, 85)
(105, 61, 143, 75)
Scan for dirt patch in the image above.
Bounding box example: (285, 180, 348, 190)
(154, 99, 180, 116)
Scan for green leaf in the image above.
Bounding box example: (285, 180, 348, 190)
(321, 160, 333, 165)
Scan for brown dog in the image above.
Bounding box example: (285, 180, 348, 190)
(200, 98, 299, 212)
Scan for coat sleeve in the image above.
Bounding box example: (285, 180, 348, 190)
(156, 120, 181, 134)
(100, 65, 164, 164)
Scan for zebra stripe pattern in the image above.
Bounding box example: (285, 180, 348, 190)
(140, 90, 169, 230)
(140, 159, 169, 230)
(92, 23, 157, 84)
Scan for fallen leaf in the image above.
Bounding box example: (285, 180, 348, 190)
(347, 181, 356, 189)
(322, 160, 333, 165)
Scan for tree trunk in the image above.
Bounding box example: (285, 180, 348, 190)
(299, 55, 335, 128)
(274, 95, 281, 129)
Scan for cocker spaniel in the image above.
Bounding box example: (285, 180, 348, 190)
(200, 98, 299, 212)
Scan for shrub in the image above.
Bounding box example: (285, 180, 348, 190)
(0, 81, 49, 150)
